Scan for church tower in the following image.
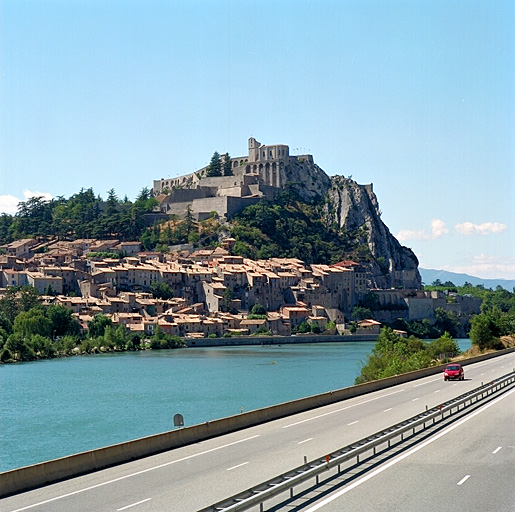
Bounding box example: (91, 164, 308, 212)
(248, 137, 261, 162)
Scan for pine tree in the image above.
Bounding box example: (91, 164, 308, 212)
(206, 151, 222, 177)
(223, 153, 233, 176)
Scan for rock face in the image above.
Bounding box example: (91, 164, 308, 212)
(324, 176, 421, 289)
(280, 165, 421, 289)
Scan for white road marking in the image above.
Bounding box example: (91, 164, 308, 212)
(6, 435, 261, 512)
(347, 421, 359, 426)
(481, 373, 485, 376)
(413, 379, 437, 388)
(383, 408, 392, 412)
(227, 461, 249, 471)
(457, 475, 470, 486)
(492, 446, 502, 454)
(434, 390, 441, 393)
(117, 498, 152, 511)
(282, 389, 405, 428)
(412, 398, 419, 402)
(298, 438, 313, 444)
(303, 387, 515, 511)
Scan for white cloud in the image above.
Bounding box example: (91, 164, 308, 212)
(0, 195, 21, 215)
(23, 189, 53, 202)
(446, 254, 515, 280)
(396, 229, 430, 241)
(454, 221, 507, 236)
(397, 219, 448, 242)
(431, 219, 449, 238)
(0, 190, 53, 215)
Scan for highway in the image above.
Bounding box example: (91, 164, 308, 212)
(2, 351, 514, 512)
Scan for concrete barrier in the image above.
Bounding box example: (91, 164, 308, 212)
(2, 346, 514, 497)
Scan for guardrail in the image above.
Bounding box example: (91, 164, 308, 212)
(199, 370, 515, 512)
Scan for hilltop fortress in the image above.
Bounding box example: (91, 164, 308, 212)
(152, 137, 333, 220)
(152, 137, 421, 289)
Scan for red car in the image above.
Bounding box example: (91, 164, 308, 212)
(443, 363, 464, 381)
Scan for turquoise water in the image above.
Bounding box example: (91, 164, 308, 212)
(0, 339, 471, 472)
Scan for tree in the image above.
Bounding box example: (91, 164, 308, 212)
(149, 282, 174, 300)
(87, 314, 112, 338)
(434, 308, 462, 338)
(46, 304, 81, 337)
(206, 151, 222, 177)
(13, 308, 52, 338)
(351, 306, 372, 321)
(469, 314, 495, 350)
(251, 304, 267, 316)
(223, 153, 233, 176)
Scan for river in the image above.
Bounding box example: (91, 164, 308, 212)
(0, 339, 471, 472)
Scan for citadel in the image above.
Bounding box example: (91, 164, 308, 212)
(152, 137, 327, 220)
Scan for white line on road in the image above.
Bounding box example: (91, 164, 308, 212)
(347, 421, 359, 425)
(298, 438, 313, 444)
(282, 389, 405, 428)
(412, 398, 419, 402)
(227, 462, 249, 471)
(302, 386, 515, 511)
(7, 435, 261, 512)
(492, 446, 502, 454)
(434, 390, 440, 393)
(117, 498, 152, 511)
(383, 408, 392, 412)
(413, 379, 438, 388)
(457, 475, 470, 486)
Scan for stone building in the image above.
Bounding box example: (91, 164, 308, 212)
(151, 137, 320, 220)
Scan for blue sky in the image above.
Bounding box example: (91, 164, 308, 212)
(1, 0, 514, 280)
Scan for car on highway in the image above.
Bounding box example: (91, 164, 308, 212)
(443, 363, 464, 381)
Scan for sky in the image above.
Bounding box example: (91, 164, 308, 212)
(1, 0, 514, 280)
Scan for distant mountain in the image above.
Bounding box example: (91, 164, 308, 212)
(420, 268, 515, 291)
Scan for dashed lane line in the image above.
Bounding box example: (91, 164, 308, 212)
(303, 387, 515, 511)
(282, 389, 405, 429)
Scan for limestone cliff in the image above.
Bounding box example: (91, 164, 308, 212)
(280, 165, 421, 289)
(324, 176, 421, 289)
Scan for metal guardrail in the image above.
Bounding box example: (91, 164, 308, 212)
(199, 370, 515, 512)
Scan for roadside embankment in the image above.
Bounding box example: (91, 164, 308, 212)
(2, 346, 514, 497)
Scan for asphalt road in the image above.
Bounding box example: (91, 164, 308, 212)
(2, 351, 514, 512)
(300, 381, 515, 512)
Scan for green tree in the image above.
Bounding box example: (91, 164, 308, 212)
(250, 303, 267, 316)
(13, 308, 52, 338)
(223, 153, 233, 176)
(87, 314, 112, 338)
(206, 151, 222, 177)
(469, 314, 495, 350)
(351, 306, 372, 321)
(427, 332, 460, 360)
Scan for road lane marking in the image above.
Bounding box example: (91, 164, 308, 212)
(412, 398, 419, 402)
(457, 475, 470, 486)
(227, 462, 249, 471)
(298, 438, 313, 444)
(282, 389, 405, 428)
(347, 421, 359, 425)
(7, 435, 261, 512)
(413, 379, 438, 388)
(303, 386, 515, 511)
(492, 446, 502, 454)
(383, 408, 392, 412)
(117, 498, 152, 511)
(434, 390, 440, 393)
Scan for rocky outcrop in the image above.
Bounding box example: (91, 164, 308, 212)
(324, 176, 421, 289)
(280, 163, 421, 289)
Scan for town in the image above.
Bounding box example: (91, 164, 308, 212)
(0, 236, 480, 341)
